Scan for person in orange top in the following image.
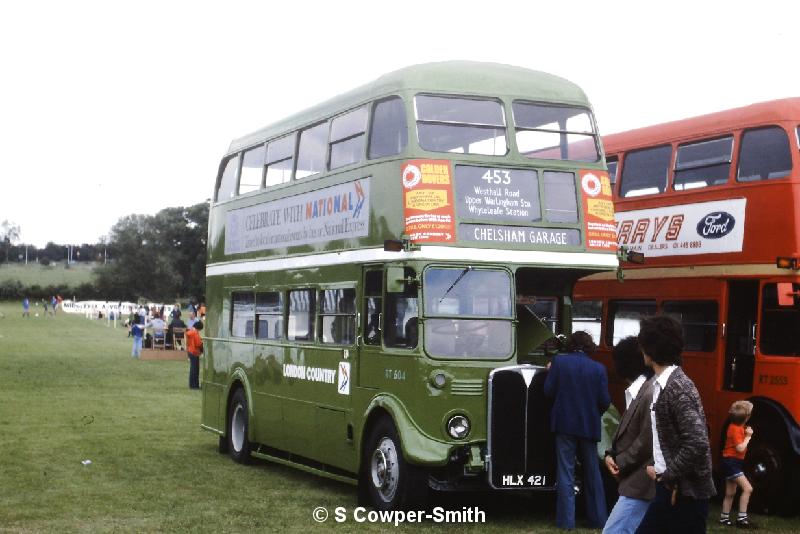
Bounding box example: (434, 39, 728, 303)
(719, 400, 754, 528)
(186, 320, 204, 390)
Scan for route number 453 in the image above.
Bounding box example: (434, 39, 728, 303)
(482, 169, 511, 185)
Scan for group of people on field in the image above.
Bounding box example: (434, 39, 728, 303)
(21, 295, 61, 317)
(545, 316, 755, 533)
(129, 301, 204, 390)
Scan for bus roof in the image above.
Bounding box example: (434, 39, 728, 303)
(229, 61, 591, 153)
(604, 98, 800, 154)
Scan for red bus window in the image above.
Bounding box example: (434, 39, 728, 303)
(607, 300, 656, 346)
(760, 283, 800, 356)
(606, 157, 618, 190)
(673, 136, 732, 191)
(619, 145, 672, 197)
(662, 301, 718, 352)
(573, 300, 602, 347)
(737, 126, 792, 182)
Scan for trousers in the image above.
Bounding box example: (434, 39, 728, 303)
(555, 433, 608, 530)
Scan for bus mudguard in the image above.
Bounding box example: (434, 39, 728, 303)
(749, 396, 800, 455)
(363, 394, 452, 466)
(227, 367, 255, 421)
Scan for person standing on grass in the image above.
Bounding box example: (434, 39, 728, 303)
(603, 336, 655, 534)
(131, 315, 145, 359)
(22, 297, 30, 317)
(186, 320, 203, 389)
(186, 310, 197, 329)
(544, 330, 610, 530)
(719, 400, 755, 528)
(635, 315, 716, 534)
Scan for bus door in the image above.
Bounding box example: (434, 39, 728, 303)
(358, 267, 384, 388)
(724, 280, 758, 392)
(358, 265, 419, 389)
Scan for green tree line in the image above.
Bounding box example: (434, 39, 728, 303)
(0, 202, 208, 302)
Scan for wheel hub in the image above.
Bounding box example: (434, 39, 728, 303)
(231, 404, 245, 452)
(370, 437, 399, 502)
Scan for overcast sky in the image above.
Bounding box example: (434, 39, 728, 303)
(1, 1, 796, 248)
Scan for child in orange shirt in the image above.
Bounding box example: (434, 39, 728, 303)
(719, 400, 754, 528)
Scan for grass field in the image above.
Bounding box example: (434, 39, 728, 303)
(0, 262, 97, 288)
(0, 302, 798, 533)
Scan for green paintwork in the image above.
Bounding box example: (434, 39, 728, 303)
(202, 62, 618, 484)
(361, 393, 453, 465)
(228, 61, 591, 154)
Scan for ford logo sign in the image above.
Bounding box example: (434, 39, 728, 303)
(696, 211, 735, 239)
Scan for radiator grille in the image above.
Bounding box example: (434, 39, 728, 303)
(487, 365, 556, 489)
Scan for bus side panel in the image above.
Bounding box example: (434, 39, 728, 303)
(250, 345, 285, 449)
(279, 344, 356, 471)
(201, 275, 227, 432)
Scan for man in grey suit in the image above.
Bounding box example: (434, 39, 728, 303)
(603, 336, 655, 533)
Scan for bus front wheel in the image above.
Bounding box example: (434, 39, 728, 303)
(362, 417, 427, 511)
(228, 388, 252, 464)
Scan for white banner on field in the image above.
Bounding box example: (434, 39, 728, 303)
(616, 198, 746, 257)
(225, 178, 370, 255)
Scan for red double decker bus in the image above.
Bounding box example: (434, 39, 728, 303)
(574, 98, 800, 512)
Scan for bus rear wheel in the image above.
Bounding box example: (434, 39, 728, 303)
(228, 388, 252, 464)
(744, 411, 795, 514)
(362, 417, 427, 511)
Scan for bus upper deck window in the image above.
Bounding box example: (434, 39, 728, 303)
(369, 97, 407, 159)
(512, 102, 599, 162)
(265, 134, 295, 187)
(216, 155, 240, 202)
(737, 126, 792, 182)
(619, 145, 672, 198)
(673, 136, 732, 191)
(239, 144, 266, 195)
(296, 122, 329, 179)
(330, 106, 368, 170)
(415, 95, 507, 156)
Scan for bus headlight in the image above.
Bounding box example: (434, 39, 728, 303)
(447, 415, 470, 439)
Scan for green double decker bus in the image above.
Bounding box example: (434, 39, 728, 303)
(202, 61, 618, 510)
